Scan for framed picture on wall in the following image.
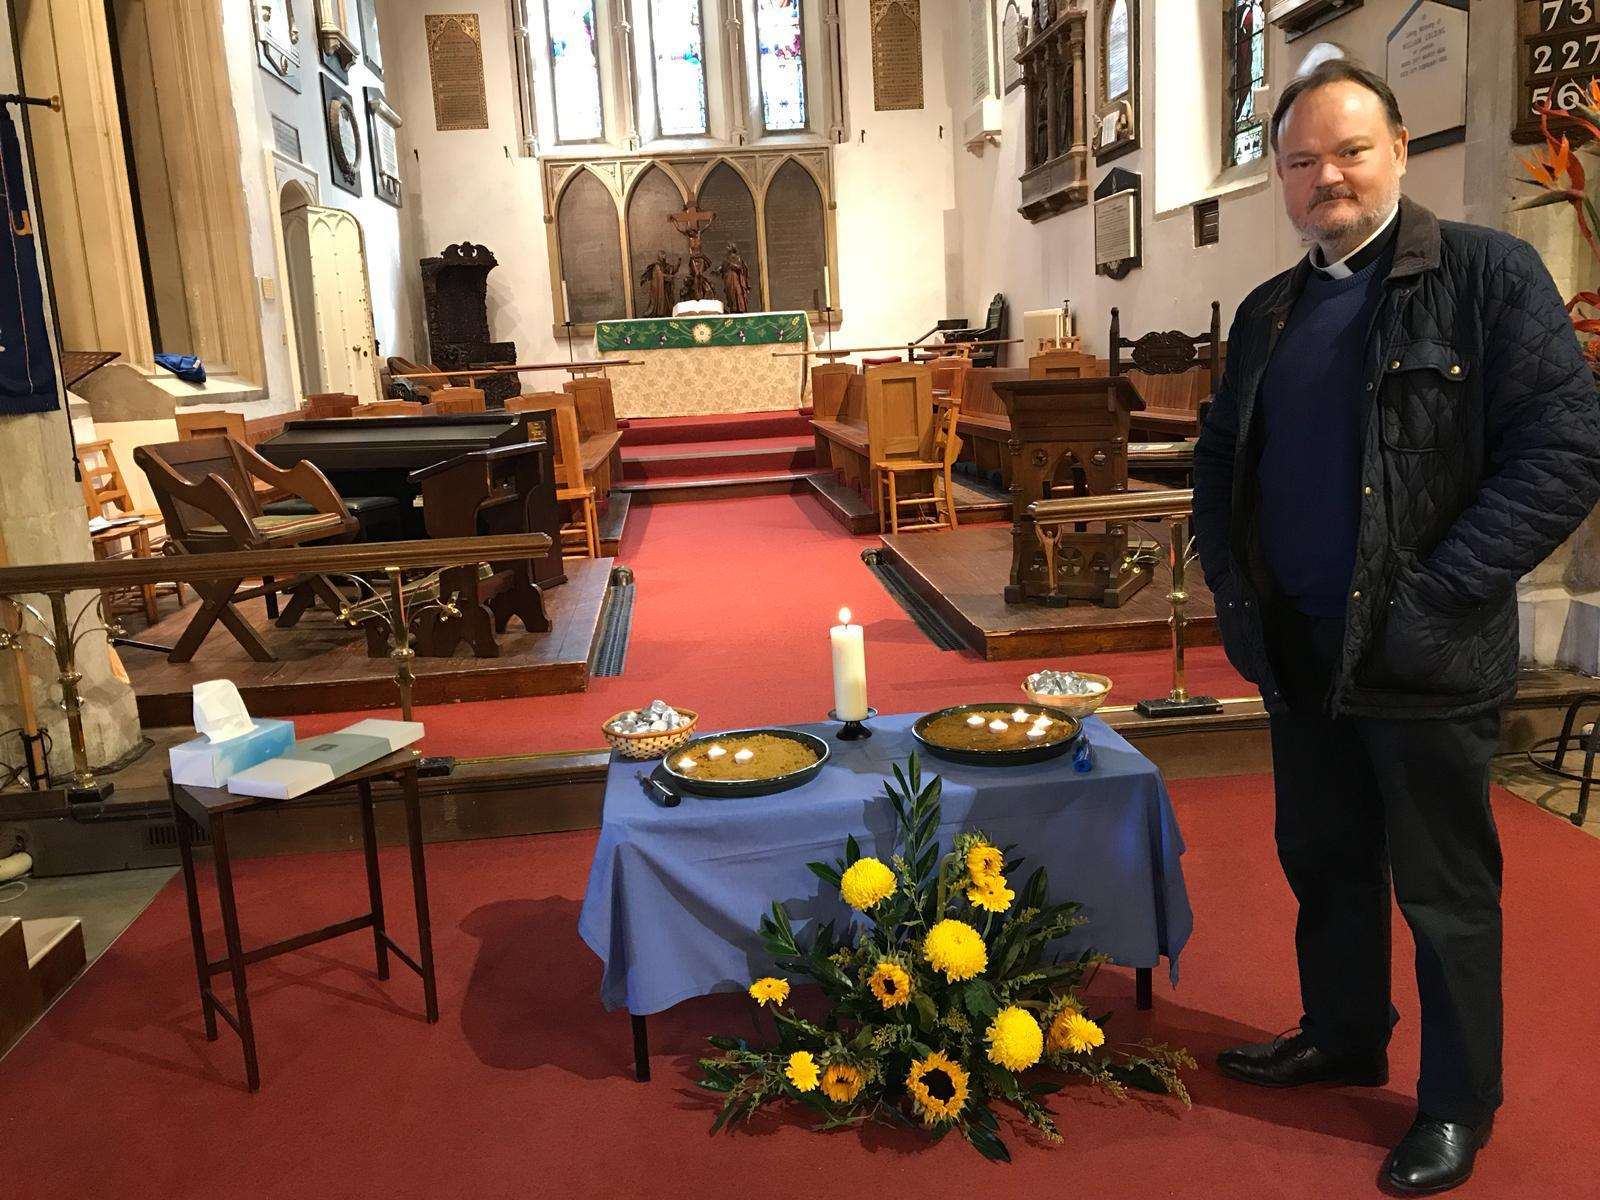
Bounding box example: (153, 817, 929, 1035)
(253, 0, 303, 92)
(322, 73, 363, 197)
(366, 88, 403, 207)
(357, 0, 383, 77)
(1093, 0, 1139, 162)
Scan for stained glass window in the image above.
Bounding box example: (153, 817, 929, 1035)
(1105, 0, 1130, 101)
(1225, 0, 1265, 167)
(547, 0, 604, 141)
(757, 0, 807, 131)
(650, 0, 709, 136)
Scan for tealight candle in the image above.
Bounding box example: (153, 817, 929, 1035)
(707, 744, 726, 759)
(1011, 708, 1030, 723)
(678, 756, 697, 770)
(1026, 727, 1048, 740)
(829, 607, 869, 722)
(966, 714, 986, 727)
(1032, 715, 1051, 729)
(988, 719, 1007, 733)
(733, 748, 755, 764)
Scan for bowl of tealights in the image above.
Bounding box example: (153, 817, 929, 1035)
(1021, 669, 1113, 719)
(603, 700, 700, 759)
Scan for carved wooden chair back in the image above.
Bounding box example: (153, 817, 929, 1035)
(927, 355, 972, 402)
(1107, 301, 1222, 413)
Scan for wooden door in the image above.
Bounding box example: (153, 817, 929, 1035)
(281, 205, 380, 404)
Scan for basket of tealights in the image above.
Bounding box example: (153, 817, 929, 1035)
(1021, 669, 1112, 719)
(603, 700, 699, 759)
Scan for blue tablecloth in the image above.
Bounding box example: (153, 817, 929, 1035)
(578, 712, 1193, 1015)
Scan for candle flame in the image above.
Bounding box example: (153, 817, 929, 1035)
(838, 607, 852, 625)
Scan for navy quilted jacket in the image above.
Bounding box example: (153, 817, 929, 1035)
(1193, 196, 1600, 718)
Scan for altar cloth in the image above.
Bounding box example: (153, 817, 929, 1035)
(594, 310, 811, 417)
(578, 712, 1193, 1016)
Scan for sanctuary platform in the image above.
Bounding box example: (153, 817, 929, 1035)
(876, 523, 1220, 660)
(123, 558, 615, 726)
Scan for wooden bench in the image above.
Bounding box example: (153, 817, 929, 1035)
(1109, 304, 1223, 440)
(811, 364, 933, 514)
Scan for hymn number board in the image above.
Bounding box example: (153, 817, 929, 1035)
(1518, 0, 1600, 142)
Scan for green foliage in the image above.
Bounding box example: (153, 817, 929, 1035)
(699, 752, 1190, 1158)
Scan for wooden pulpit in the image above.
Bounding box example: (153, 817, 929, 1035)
(991, 376, 1148, 608)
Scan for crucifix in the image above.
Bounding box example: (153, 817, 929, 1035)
(669, 204, 719, 304)
(668, 204, 715, 254)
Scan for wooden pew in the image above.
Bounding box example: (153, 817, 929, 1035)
(175, 408, 294, 447)
(810, 363, 856, 421)
(937, 366, 1029, 487)
(562, 376, 625, 500)
(812, 373, 871, 499)
(1109, 303, 1223, 439)
(811, 363, 932, 515)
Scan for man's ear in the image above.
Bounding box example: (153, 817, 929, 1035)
(1394, 125, 1410, 179)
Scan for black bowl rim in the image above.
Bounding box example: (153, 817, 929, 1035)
(658, 726, 832, 795)
(911, 703, 1083, 765)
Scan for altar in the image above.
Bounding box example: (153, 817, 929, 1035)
(595, 310, 812, 418)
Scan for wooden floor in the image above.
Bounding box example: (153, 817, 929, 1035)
(878, 524, 1221, 660)
(806, 473, 1011, 535)
(125, 558, 614, 726)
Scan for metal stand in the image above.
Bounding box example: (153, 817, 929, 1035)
(828, 707, 876, 740)
(1524, 692, 1600, 827)
(1134, 513, 1221, 718)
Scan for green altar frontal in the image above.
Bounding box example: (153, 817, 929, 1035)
(595, 311, 813, 418)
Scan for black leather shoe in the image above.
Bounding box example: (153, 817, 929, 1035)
(1382, 1114, 1492, 1195)
(1216, 1031, 1388, 1088)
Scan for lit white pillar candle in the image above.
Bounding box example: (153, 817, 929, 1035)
(829, 607, 868, 721)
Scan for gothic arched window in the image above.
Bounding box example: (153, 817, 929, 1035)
(649, 0, 709, 136)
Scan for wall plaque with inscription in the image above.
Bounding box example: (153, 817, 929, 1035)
(426, 13, 490, 131)
(871, 0, 924, 111)
(764, 160, 827, 311)
(1386, 0, 1466, 154)
(1518, 0, 1600, 143)
(1093, 167, 1141, 279)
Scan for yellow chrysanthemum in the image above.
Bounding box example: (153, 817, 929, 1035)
(985, 1005, 1044, 1071)
(966, 843, 1004, 882)
(923, 918, 988, 982)
(1047, 1009, 1106, 1055)
(748, 977, 790, 1007)
(966, 875, 1015, 913)
(820, 1061, 865, 1103)
(785, 1050, 820, 1092)
(906, 1051, 970, 1124)
(839, 857, 897, 910)
(867, 960, 912, 1008)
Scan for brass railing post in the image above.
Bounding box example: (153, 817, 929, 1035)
(1167, 514, 1190, 706)
(386, 567, 416, 723)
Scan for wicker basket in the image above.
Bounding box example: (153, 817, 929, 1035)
(1021, 673, 1112, 720)
(603, 708, 700, 760)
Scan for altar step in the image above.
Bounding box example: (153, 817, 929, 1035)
(614, 466, 832, 504)
(618, 409, 812, 446)
(620, 434, 816, 481)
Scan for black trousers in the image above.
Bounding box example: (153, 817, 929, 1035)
(1265, 607, 1503, 1126)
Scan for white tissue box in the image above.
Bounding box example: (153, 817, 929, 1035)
(224, 719, 424, 800)
(169, 719, 296, 790)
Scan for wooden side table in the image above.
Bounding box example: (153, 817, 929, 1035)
(168, 749, 438, 1092)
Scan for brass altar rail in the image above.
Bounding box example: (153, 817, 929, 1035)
(0, 534, 552, 802)
(1027, 489, 1217, 719)
(772, 337, 1025, 360)
(391, 359, 643, 379)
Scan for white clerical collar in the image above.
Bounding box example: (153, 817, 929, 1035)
(1313, 205, 1399, 279)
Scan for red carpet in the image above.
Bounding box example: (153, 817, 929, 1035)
(619, 410, 815, 445)
(290, 493, 1252, 755)
(4, 775, 1597, 1198)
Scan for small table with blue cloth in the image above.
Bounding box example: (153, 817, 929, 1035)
(578, 711, 1193, 1080)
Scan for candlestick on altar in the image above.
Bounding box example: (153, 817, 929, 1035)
(561, 279, 576, 363)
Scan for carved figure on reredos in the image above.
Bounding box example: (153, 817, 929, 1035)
(991, 376, 1150, 608)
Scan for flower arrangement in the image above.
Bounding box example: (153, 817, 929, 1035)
(698, 754, 1192, 1160)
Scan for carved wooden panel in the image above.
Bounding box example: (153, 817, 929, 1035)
(697, 162, 762, 309)
(627, 165, 688, 311)
(558, 171, 626, 323)
(763, 159, 826, 312)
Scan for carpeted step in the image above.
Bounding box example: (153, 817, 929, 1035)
(619, 410, 813, 447)
(614, 467, 832, 503)
(621, 435, 816, 480)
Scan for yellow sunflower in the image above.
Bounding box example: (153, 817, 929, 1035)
(966, 875, 1015, 913)
(785, 1050, 820, 1092)
(867, 960, 912, 1008)
(923, 918, 988, 982)
(906, 1051, 970, 1124)
(966, 842, 1004, 882)
(1047, 1009, 1106, 1055)
(985, 1005, 1044, 1071)
(748, 977, 790, 1007)
(839, 857, 897, 910)
(820, 1061, 865, 1103)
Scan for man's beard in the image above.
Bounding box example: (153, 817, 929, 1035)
(1293, 179, 1400, 250)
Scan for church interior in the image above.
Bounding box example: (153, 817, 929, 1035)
(1, 0, 1598, 1195)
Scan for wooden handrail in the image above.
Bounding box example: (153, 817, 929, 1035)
(390, 359, 643, 379)
(772, 338, 1024, 359)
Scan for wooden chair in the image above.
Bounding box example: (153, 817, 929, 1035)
(927, 355, 972, 402)
(133, 438, 360, 663)
(77, 439, 171, 622)
(1108, 302, 1222, 439)
(876, 398, 963, 534)
(302, 392, 359, 419)
(550, 403, 600, 558)
(865, 363, 936, 522)
(942, 293, 1008, 367)
(429, 387, 487, 414)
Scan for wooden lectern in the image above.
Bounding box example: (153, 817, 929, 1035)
(991, 376, 1148, 608)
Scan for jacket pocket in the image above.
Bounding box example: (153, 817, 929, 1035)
(1212, 571, 1262, 685)
(1379, 339, 1470, 454)
(1360, 560, 1504, 696)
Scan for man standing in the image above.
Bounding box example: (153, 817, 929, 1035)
(1193, 60, 1600, 1194)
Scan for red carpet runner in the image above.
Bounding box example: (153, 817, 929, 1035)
(4, 774, 1596, 1198)
(292, 492, 1253, 754)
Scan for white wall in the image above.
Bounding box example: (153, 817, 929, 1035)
(948, 0, 1469, 356)
(382, 0, 961, 369)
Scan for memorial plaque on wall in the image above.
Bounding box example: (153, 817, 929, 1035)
(366, 88, 403, 207)
(763, 159, 827, 311)
(1517, 0, 1600, 143)
(558, 171, 626, 323)
(871, 0, 925, 111)
(627, 166, 688, 312)
(1092, 167, 1140, 279)
(426, 13, 490, 131)
(1386, 0, 1466, 154)
(1002, 1, 1025, 94)
(697, 163, 763, 309)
